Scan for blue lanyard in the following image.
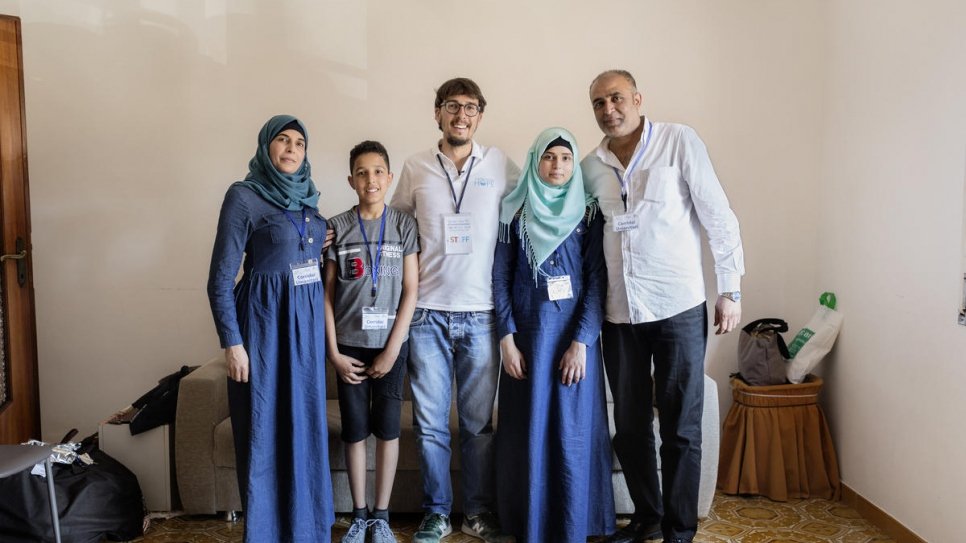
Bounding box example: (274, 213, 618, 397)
(356, 205, 388, 298)
(285, 208, 308, 250)
(611, 119, 653, 212)
(437, 155, 477, 214)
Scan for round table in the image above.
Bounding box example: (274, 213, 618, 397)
(717, 375, 840, 501)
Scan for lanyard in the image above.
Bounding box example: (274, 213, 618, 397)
(285, 208, 308, 250)
(611, 119, 653, 212)
(437, 155, 477, 214)
(356, 205, 387, 297)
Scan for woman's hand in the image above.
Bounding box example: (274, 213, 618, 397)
(330, 352, 369, 384)
(367, 347, 399, 379)
(225, 345, 250, 383)
(500, 334, 527, 380)
(558, 341, 587, 386)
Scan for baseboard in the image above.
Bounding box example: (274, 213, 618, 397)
(840, 484, 927, 543)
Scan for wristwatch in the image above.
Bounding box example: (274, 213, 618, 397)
(722, 291, 741, 302)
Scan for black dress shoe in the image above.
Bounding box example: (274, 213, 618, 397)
(602, 521, 663, 543)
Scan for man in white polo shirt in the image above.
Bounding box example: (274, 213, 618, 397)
(390, 77, 518, 543)
(582, 70, 745, 543)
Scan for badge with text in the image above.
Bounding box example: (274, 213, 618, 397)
(612, 213, 639, 232)
(444, 213, 474, 255)
(290, 259, 321, 286)
(361, 306, 390, 330)
(547, 275, 574, 301)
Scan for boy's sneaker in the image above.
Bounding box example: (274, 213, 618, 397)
(340, 517, 372, 543)
(413, 513, 452, 543)
(461, 511, 516, 543)
(369, 518, 398, 543)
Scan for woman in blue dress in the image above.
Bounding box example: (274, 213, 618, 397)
(207, 115, 335, 542)
(493, 127, 615, 542)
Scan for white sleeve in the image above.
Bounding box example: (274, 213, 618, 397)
(679, 127, 745, 293)
(390, 159, 416, 214)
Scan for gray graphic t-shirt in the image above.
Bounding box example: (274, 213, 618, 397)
(326, 206, 419, 348)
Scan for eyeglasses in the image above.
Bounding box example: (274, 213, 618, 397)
(440, 100, 481, 117)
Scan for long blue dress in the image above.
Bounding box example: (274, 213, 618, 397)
(493, 211, 616, 543)
(208, 184, 335, 543)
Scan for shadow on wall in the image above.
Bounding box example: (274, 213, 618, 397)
(24, 1, 375, 439)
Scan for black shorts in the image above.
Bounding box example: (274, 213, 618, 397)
(335, 342, 408, 443)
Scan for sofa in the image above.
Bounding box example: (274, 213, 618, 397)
(174, 354, 719, 518)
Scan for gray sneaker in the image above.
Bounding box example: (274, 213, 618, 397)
(461, 511, 516, 543)
(340, 517, 371, 543)
(369, 518, 397, 543)
(413, 513, 452, 543)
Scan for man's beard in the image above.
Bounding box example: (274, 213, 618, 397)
(446, 135, 470, 147)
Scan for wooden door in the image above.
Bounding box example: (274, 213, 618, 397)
(0, 15, 40, 444)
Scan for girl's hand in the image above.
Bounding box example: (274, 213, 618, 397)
(558, 341, 587, 386)
(500, 334, 527, 380)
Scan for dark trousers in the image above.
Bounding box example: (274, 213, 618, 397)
(601, 302, 707, 542)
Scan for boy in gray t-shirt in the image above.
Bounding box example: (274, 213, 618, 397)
(323, 140, 419, 543)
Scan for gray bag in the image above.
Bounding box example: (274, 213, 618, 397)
(737, 318, 790, 386)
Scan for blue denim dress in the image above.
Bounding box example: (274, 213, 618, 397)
(207, 184, 334, 542)
(493, 212, 616, 543)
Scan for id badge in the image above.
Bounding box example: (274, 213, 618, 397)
(612, 213, 639, 232)
(444, 213, 473, 255)
(290, 259, 321, 286)
(362, 307, 389, 330)
(547, 275, 574, 301)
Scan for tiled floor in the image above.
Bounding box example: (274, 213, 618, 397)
(126, 493, 894, 542)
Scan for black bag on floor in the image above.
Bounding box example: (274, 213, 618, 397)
(0, 436, 144, 543)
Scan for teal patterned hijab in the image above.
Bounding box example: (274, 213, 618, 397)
(235, 115, 320, 211)
(499, 127, 596, 278)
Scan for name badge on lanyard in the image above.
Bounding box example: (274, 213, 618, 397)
(444, 213, 474, 254)
(438, 154, 477, 256)
(291, 259, 321, 286)
(362, 306, 389, 330)
(611, 120, 652, 234)
(547, 275, 573, 301)
(612, 213, 639, 232)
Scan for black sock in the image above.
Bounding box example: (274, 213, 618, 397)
(371, 508, 389, 521)
(352, 506, 368, 520)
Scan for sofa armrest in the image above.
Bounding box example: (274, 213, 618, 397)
(699, 374, 720, 518)
(175, 355, 229, 514)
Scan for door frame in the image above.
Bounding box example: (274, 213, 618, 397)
(0, 14, 41, 443)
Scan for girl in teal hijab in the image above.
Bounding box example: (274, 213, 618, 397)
(236, 114, 320, 211)
(493, 127, 615, 542)
(498, 127, 596, 281)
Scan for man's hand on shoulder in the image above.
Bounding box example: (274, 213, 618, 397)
(714, 296, 741, 335)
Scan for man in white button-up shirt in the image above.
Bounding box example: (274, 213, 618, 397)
(582, 70, 744, 543)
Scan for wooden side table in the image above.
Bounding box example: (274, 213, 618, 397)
(717, 375, 840, 501)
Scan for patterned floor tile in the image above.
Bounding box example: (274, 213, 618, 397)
(122, 492, 895, 542)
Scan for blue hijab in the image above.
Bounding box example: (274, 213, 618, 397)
(235, 115, 320, 211)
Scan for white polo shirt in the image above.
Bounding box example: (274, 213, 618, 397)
(582, 118, 744, 324)
(391, 141, 519, 312)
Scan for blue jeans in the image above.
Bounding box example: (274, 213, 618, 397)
(601, 302, 707, 542)
(408, 308, 499, 516)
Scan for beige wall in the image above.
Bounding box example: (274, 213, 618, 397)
(3, 0, 963, 538)
(819, 1, 966, 541)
